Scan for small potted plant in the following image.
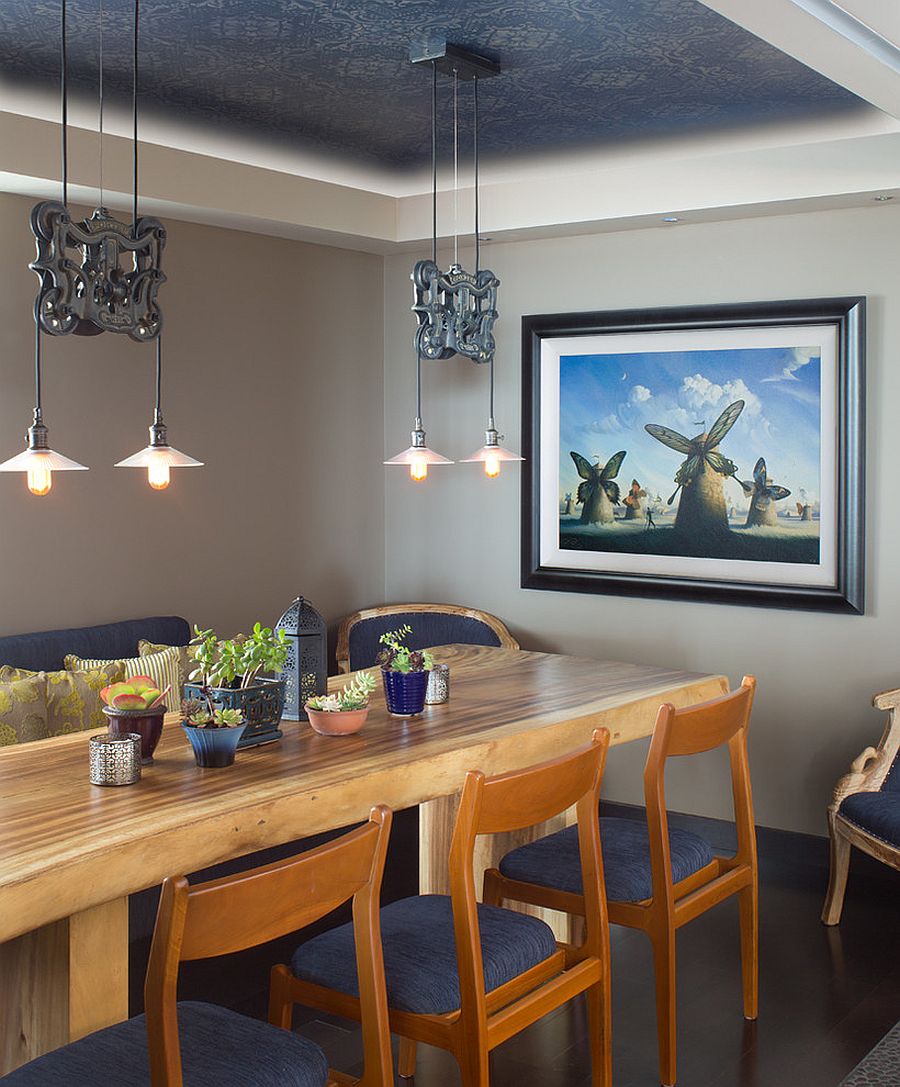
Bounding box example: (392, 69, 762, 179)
(183, 623, 289, 747)
(181, 698, 247, 767)
(101, 675, 169, 764)
(378, 625, 433, 718)
(305, 671, 377, 736)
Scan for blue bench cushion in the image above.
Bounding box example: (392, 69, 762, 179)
(0, 617, 190, 675)
(1, 1001, 328, 1087)
(499, 816, 715, 903)
(840, 792, 900, 847)
(291, 894, 557, 1016)
(347, 611, 501, 670)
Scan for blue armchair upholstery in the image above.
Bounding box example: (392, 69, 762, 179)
(822, 686, 900, 925)
(337, 604, 518, 673)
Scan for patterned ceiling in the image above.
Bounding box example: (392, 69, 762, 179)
(0, 0, 866, 170)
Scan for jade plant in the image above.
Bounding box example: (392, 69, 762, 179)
(181, 697, 245, 730)
(307, 672, 376, 713)
(377, 625, 434, 673)
(189, 623, 289, 690)
(101, 674, 168, 712)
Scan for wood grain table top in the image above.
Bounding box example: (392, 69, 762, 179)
(0, 645, 727, 941)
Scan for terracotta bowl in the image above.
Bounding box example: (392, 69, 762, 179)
(305, 705, 370, 736)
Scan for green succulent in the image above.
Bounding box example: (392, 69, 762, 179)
(377, 625, 434, 673)
(308, 671, 376, 713)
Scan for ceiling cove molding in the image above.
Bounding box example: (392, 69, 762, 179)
(786, 0, 900, 72)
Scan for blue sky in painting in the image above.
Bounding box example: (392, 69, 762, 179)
(559, 346, 821, 510)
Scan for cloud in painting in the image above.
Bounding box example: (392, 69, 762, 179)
(630, 384, 652, 403)
(679, 374, 762, 418)
(762, 346, 818, 384)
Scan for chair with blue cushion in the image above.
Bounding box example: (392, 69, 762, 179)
(485, 677, 759, 1087)
(271, 731, 613, 1087)
(822, 685, 900, 925)
(4, 807, 395, 1087)
(335, 603, 519, 674)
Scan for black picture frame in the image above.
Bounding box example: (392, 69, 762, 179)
(521, 297, 865, 613)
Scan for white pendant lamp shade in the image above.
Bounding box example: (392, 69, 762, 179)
(384, 433, 453, 482)
(117, 339, 203, 490)
(461, 436, 523, 479)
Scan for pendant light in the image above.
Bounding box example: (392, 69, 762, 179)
(461, 74, 522, 479)
(385, 58, 453, 482)
(116, 338, 203, 489)
(0, 323, 88, 495)
(0, 1, 88, 496)
(384, 349, 453, 482)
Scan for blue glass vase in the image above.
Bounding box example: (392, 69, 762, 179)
(182, 722, 247, 768)
(382, 669, 430, 717)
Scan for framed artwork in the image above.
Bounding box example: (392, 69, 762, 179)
(521, 298, 865, 612)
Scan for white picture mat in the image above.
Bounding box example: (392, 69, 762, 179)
(539, 324, 838, 588)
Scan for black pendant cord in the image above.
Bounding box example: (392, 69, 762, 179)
(34, 321, 43, 417)
(474, 75, 480, 274)
(154, 336, 162, 421)
(452, 67, 459, 267)
(431, 60, 437, 266)
(98, 0, 105, 207)
(133, 0, 139, 226)
(60, 0, 68, 206)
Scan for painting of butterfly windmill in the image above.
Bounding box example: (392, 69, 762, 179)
(557, 345, 824, 567)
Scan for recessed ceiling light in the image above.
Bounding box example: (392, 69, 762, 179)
(874, 195, 894, 202)
(661, 216, 680, 223)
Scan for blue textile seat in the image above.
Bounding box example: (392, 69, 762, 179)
(499, 816, 715, 902)
(839, 792, 900, 847)
(1, 1001, 328, 1087)
(291, 894, 557, 1016)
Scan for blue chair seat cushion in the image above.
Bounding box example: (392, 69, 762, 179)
(291, 894, 558, 1016)
(1, 1001, 328, 1087)
(840, 791, 900, 847)
(499, 816, 715, 902)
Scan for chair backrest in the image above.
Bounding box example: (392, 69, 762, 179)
(144, 807, 393, 1087)
(643, 677, 757, 904)
(448, 731, 609, 1044)
(336, 603, 519, 673)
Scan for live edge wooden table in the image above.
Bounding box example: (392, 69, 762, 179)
(0, 645, 726, 1074)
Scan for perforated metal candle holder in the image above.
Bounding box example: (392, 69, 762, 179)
(89, 732, 142, 786)
(425, 664, 450, 705)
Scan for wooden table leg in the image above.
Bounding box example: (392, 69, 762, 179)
(419, 795, 575, 941)
(0, 896, 129, 1074)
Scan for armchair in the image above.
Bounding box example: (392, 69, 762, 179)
(822, 686, 900, 925)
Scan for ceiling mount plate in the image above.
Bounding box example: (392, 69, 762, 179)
(410, 39, 500, 80)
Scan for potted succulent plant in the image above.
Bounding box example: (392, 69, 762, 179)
(183, 623, 289, 747)
(101, 674, 169, 764)
(305, 671, 377, 736)
(180, 698, 247, 768)
(378, 625, 433, 718)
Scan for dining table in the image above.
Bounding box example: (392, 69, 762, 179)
(0, 644, 727, 1074)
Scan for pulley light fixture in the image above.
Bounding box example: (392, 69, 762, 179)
(387, 40, 522, 482)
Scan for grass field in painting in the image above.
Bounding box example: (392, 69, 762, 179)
(559, 515, 820, 564)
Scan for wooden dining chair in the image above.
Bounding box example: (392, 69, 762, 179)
(486, 677, 758, 1087)
(3, 807, 395, 1087)
(271, 731, 613, 1087)
(335, 603, 519, 673)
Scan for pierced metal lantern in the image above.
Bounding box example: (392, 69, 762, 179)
(275, 597, 327, 721)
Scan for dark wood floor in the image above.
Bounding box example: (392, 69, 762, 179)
(133, 817, 900, 1086)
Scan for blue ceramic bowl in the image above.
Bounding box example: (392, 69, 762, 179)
(382, 668, 430, 717)
(182, 722, 247, 767)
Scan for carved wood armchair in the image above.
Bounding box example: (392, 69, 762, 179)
(822, 687, 900, 925)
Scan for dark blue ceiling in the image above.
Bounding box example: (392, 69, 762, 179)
(0, 0, 866, 170)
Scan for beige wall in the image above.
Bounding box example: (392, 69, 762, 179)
(0, 193, 385, 641)
(384, 205, 900, 836)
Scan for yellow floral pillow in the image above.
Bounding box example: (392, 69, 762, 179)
(0, 663, 124, 736)
(0, 675, 49, 746)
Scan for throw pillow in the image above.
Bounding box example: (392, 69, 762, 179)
(0, 662, 124, 736)
(0, 675, 50, 745)
(138, 639, 193, 688)
(64, 646, 181, 702)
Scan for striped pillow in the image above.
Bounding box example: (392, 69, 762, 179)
(64, 645, 181, 704)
